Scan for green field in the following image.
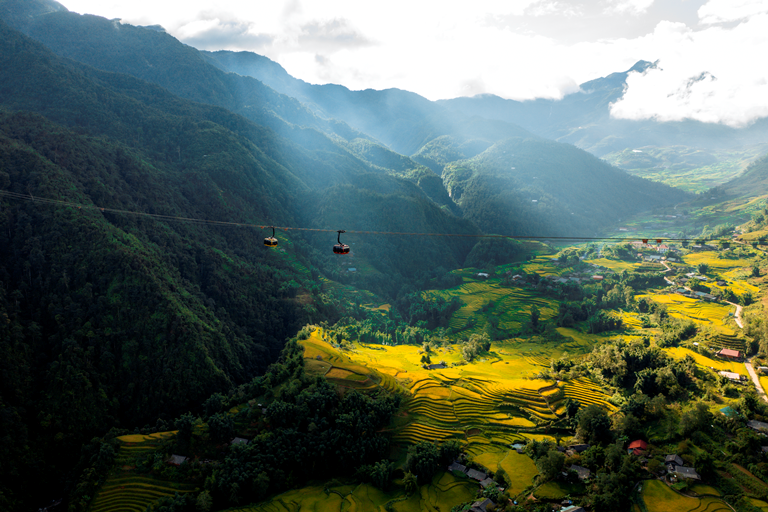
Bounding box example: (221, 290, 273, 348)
(230, 472, 476, 512)
(640, 479, 731, 512)
(602, 144, 768, 193)
(424, 277, 559, 335)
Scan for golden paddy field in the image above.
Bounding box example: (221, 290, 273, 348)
(300, 326, 618, 488)
(637, 292, 738, 334)
(683, 251, 757, 273)
(424, 278, 560, 336)
(640, 480, 731, 512)
(584, 258, 642, 272)
(231, 472, 476, 512)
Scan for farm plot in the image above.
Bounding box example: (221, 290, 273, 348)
(90, 433, 195, 512)
(665, 347, 744, 375)
(683, 251, 757, 273)
(231, 472, 475, 512)
(584, 258, 641, 272)
(556, 377, 617, 412)
(425, 281, 558, 335)
(640, 479, 730, 512)
(640, 293, 736, 333)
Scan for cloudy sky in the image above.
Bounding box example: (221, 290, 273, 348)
(62, 0, 768, 127)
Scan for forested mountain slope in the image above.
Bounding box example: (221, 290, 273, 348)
(0, 18, 481, 507)
(202, 49, 534, 156)
(0, 0, 370, 146)
(428, 136, 689, 236)
(718, 152, 768, 198)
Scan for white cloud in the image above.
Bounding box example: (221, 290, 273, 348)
(59, 0, 768, 128)
(605, 0, 655, 16)
(610, 15, 768, 127)
(525, 0, 583, 17)
(699, 0, 768, 24)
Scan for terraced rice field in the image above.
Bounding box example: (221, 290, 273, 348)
(665, 347, 744, 375)
(233, 472, 476, 512)
(89, 432, 195, 512)
(557, 377, 617, 412)
(683, 251, 757, 273)
(639, 292, 736, 333)
(640, 479, 730, 512)
(472, 448, 538, 494)
(524, 257, 567, 277)
(425, 280, 558, 335)
(584, 258, 641, 272)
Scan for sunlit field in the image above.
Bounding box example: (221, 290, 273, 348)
(665, 347, 745, 375)
(584, 258, 642, 272)
(232, 472, 476, 512)
(683, 251, 757, 273)
(637, 292, 738, 334)
(424, 277, 559, 335)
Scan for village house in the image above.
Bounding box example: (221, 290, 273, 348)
(748, 420, 768, 433)
(717, 348, 742, 360)
(479, 477, 496, 489)
(230, 437, 250, 446)
(665, 454, 684, 467)
(627, 439, 648, 455)
(448, 461, 467, 473)
(672, 466, 701, 480)
(470, 498, 494, 512)
(167, 454, 187, 466)
(718, 371, 742, 382)
(561, 507, 586, 512)
(467, 468, 487, 481)
(569, 465, 591, 481)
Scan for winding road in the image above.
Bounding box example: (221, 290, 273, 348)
(662, 262, 765, 401)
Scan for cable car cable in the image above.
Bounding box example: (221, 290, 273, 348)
(0, 189, 750, 245)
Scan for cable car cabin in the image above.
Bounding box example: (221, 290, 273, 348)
(333, 230, 349, 254)
(264, 226, 278, 247)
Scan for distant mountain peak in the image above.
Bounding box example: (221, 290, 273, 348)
(0, 0, 67, 19)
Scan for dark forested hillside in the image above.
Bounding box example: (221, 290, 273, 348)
(0, 18, 482, 508)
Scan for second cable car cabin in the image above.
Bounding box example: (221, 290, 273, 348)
(264, 226, 278, 247)
(333, 230, 350, 254)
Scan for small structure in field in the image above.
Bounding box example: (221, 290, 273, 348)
(748, 420, 768, 433)
(672, 466, 701, 480)
(470, 498, 494, 512)
(167, 454, 187, 466)
(628, 439, 648, 455)
(717, 348, 742, 360)
(467, 468, 487, 481)
(569, 465, 591, 481)
(718, 371, 742, 382)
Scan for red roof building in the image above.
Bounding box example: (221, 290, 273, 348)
(717, 348, 742, 359)
(627, 440, 648, 455)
